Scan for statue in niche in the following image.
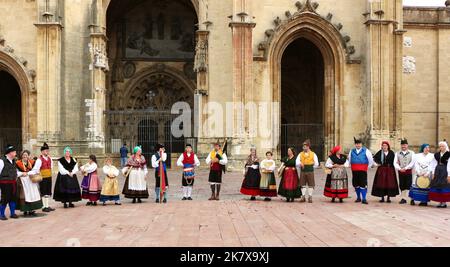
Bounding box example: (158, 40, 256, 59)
(143, 12, 154, 39)
(157, 13, 165, 40)
(170, 17, 182, 40)
(178, 32, 194, 52)
(194, 39, 207, 72)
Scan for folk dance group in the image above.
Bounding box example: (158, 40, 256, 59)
(239, 138, 450, 208)
(0, 137, 449, 221)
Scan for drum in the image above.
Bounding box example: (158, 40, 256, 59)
(416, 176, 431, 189)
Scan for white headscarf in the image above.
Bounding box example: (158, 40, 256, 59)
(439, 141, 449, 152)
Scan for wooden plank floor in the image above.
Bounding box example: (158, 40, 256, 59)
(1, 168, 449, 247)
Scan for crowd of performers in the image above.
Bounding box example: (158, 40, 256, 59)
(0, 137, 449, 220)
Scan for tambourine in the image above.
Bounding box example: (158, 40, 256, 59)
(416, 176, 431, 189)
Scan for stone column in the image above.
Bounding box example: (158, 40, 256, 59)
(365, 0, 404, 150)
(86, 0, 108, 153)
(35, 0, 63, 144)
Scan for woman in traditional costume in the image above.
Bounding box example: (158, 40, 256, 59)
(429, 141, 450, 208)
(80, 155, 102, 206)
(100, 158, 121, 206)
(16, 150, 43, 216)
(409, 144, 434, 206)
(278, 147, 302, 202)
(371, 141, 399, 203)
(122, 146, 149, 203)
(53, 147, 82, 208)
(259, 152, 278, 201)
(240, 147, 262, 200)
(324, 146, 349, 203)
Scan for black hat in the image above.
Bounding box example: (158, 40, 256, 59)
(41, 142, 50, 151)
(155, 143, 165, 151)
(185, 144, 192, 148)
(5, 144, 16, 155)
(401, 138, 408, 145)
(354, 137, 362, 144)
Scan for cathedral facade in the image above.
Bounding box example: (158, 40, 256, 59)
(0, 0, 449, 168)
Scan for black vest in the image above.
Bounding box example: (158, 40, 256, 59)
(0, 156, 17, 181)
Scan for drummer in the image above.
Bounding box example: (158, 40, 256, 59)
(409, 144, 434, 206)
(177, 144, 200, 201)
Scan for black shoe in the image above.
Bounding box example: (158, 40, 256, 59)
(340, 199, 344, 203)
(380, 198, 385, 203)
(48, 207, 56, 212)
(163, 199, 167, 203)
(419, 202, 428, 207)
(115, 202, 122, 206)
(42, 208, 50, 213)
(155, 199, 160, 203)
(137, 199, 142, 203)
(86, 202, 92, 206)
(355, 199, 362, 203)
(132, 199, 136, 204)
(187, 197, 193, 201)
(332, 198, 336, 203)
(264, 198, 271, 202)
(0, 216, 7, 221)
(102, 203, 107, 206)
(69, 203, 75, 208)
(387, 198, 392, 203)
(10, 214, 19, 219)
(182, 197, 187, 201)
(362, 200, 368, 205)
(29, 212, 37, 217)
(286, 198, 290, 202)
(410, 200, 416, 206)
(24, 212, 29, 217)
(93, 202, 97, 206)
(250, 196, 256, 201)
(400, 199, 407, 204)
(64, 203, 68, 209)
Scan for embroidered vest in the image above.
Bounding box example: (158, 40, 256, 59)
(351, 147, 369, 172)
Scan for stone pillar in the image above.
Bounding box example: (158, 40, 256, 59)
(228, 0, 256, 168)
(86, 0, 108, 152)
(365, 0, 404, 150)
(35, 0, 63, 144)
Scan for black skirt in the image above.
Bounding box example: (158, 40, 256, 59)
(240, 168, 261, 196)
(209, 170, 222, 184)
(53, 174, 82, 203)
(39, 178, 53, 196)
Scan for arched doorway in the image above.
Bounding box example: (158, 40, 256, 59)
(281, 38, 325, 159)
(0, 71, 22, 154)
(106, 0, 197, 166)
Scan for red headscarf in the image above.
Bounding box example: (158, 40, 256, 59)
(381, 141, 390, 150)
(330, 146, 341, 155)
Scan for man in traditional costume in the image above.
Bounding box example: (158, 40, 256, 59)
(177, 144, 200, 201)
(152, 144, 169, 203)
(53, 147, 82, 208)
(240, 147, 261, 200)
(296, 140, 319, 203)
(409, 144, 434, 206)
(348, 138, 374, 204)
(324, 146, 349, 203)
(122, 146, 149, 203)
(206, 143, 228, 201)
(394, 139, 416, 204)
(0, 145, 20, 220)
(259, 151, 278, 201)
(16, 150, 43, 216)
(80, 155, 102, 206)
(372, 141, 400, 203)
(100, 158, 121, 205)
(30, 143, 55, 212)
(429, 141, 450, 208)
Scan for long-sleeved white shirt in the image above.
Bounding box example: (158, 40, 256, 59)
(0, 157, 24, 177)
(260, 159, 276, 172)
(413, 153, 434, 177)
(57, 158, 79, 176)
(80, 162, 97, 174)
(206, 152, 228, 166)
(177, 153, 200, 167)
(103, 165, 120, 178)
(348, 148, 375, 168)
(393, 150, 416, 171)
(325, 158, 350, 168)
(152, 153, 167, 168)
(29, 156, 52, 176)
(295, 152, 320, 168)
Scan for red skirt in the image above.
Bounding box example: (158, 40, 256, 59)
(371, 166, 399, 197)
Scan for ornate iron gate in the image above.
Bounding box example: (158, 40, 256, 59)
(105, 110, 193, 168)
(281, 123, 324, 161)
